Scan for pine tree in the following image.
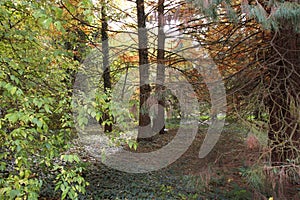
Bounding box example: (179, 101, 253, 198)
(189, 0, 300, 165)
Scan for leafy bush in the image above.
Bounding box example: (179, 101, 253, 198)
(0, 1, 89, 199)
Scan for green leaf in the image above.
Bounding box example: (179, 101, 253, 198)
(90, 110, 96, 118)
(5, 113, 19, 123)
(96, 112, 102, 122)
(54, 21, 64, 32)
(60, 183, 65, 192)
(9, 189, 20, 199)
(87, 15, 94, 24)
(44, 104, 51, 113)
(33, 10, 46, 19)
(128, 140, 135, 149)
(61, 186, 70, 200)
(32, 118, 43, 128)
(53, 7, 63, 18)
(33, 98, 43, 108)
(73, 155, 80, 163)
(5, 83, 18, 95)
(133, 143, 138, 151)
(43, 18, 53, 29)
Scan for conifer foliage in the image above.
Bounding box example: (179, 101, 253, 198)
(189, 0, 300, 165)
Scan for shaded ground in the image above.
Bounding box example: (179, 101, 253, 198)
(40, 122, 300, 199)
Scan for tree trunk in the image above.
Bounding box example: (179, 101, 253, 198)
(153, 0, 166, 134)
(266, 26, 300, 165)
(101, 1, 112, 132)
(136, 0, 152, 140)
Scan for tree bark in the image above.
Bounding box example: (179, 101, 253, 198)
(153, 0, 166, 134)
(101, 0, 112, 132)
(136, 0, 152, 140)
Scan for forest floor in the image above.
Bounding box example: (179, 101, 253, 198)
(40, 122, 300, 199)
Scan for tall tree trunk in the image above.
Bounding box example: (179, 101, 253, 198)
(101, 1, 112, 132)
(153, 0, 166, 134)
(136, 0, 152, 140)
(266, 26, 300, 165)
